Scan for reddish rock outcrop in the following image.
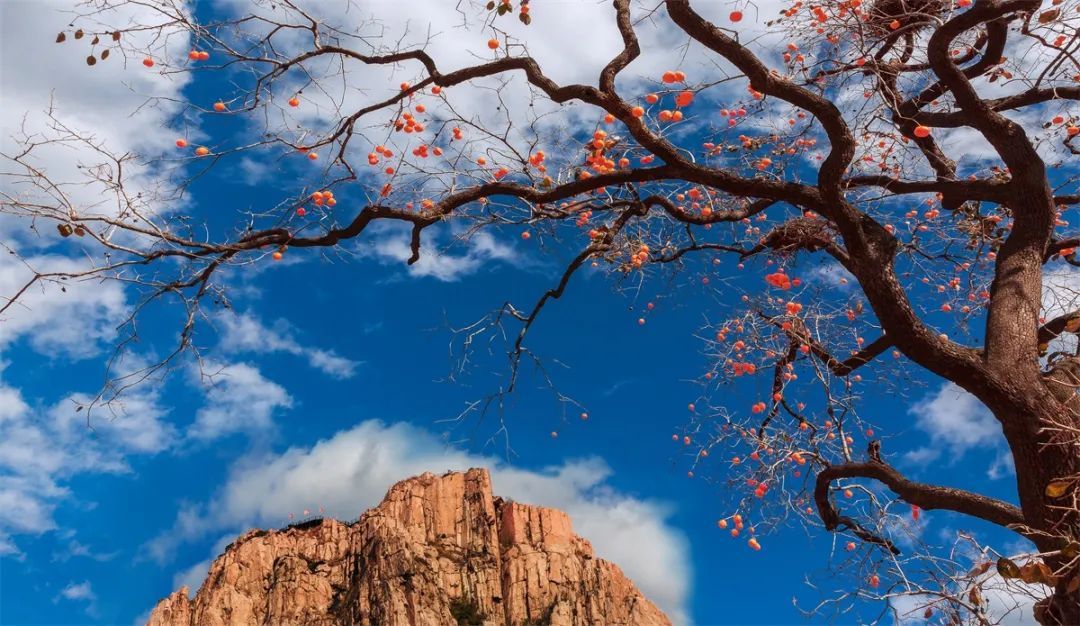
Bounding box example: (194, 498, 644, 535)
(147, 468, 671, 626)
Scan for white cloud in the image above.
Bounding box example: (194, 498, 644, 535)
(236, 157, 274, 186)
(0, 534, 16, 556)
(59, 580, 96, 602)
(1, 0, 192, 233)
(215, 311, 359, 380)
(151, 419, 691, 624)
(1043, 266, 1080, 315)
(0, 358, 173, 556)
(365, 224, 522, 282)
(172, 557, 212, 595)
(987, 449, 1016, 480)
(167, 533, 234, 597)
(911, 383, 1001, 452)
(0, 0, 196, 386)
(188, 362, 292, 441)
(1032, 265, 1080, 356)
(305, 350, 358, 378)
(806, 262, 855, 291)
(902, 446, 942, 465)
(56, 580, 98, 616)
(493, 461, 690, 624)
(52, 537, 119, 563)
(0, 253, 128, 359)
(0, 355, 289, 556)
(904, 383, 1003, 471)
(131, 609, 153, 626)
(1042, 266, 1080, 349)
(891, 572, 1045, 626)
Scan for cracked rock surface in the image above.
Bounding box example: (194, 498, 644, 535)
(147, 468, 671, 626)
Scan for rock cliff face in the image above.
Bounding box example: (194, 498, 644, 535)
(147, 468, 671, 626)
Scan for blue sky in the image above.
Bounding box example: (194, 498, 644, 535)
(0, 0, 1057, 624)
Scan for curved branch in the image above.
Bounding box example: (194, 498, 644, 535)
(915, 87, 1080, 128)
(598, 0, 640, 93)
(815, 460, 1028, 551)
(665, 0, 856, 198)
(843, 175, 1010, 203)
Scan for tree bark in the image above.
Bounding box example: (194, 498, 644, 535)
(999, 393, 1080, 625)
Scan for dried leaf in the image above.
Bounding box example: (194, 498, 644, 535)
(57, 224, 73, 237)
(111, 31, 121, 41)
(1045, 480, 1071, 498)
(100, 48, 109, 60)
(997, 557, 1021, 579)
(1039, 8, 1060, 23)
(86, 55, 97, 66)
(968, 586, 983, 606)
(1067, 574, 1080, 594)
(967, 561, 993, 577)
(91, 35, 100, 45)
(519, 12, 531, 24)
(73, 29, 84, 39)
(1062, 541, 1080, 559)
(1037, 562, 1056, 583)
(1019, 561, 1057, 586)
(56, 32, 66, 43)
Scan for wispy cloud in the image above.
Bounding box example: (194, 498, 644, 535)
(601, 378, 634, 397)
(55, 580, 97, 616)
(215, 311, 360, 380)
(0, 340, 298, 555)
(51, 536, 119, 563)
(0, 357, 173, 557)
(890, 571, 1045, 626)
(188, 362, 293, 441)
(806, 262, 855, 291)
(0, 254, 128, 359)
(363, 224, 522, 283)
(903, 383, 1006, 478)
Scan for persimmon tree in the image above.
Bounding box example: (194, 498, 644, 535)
(2, 0, 1080, 622)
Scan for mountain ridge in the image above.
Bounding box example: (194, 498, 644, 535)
(146, 467, 672, 626)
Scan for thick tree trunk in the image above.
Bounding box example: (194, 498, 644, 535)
(1000, 396, 1080, 626)
(1015, 444, 1080, 626)
(1036, 588, 1080, 626)
(973, 121, 1080, 623)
